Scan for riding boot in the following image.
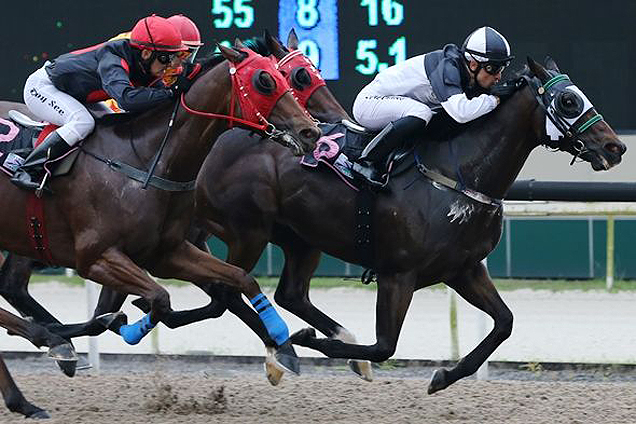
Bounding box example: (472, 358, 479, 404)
(352, 116, 427, 186)
(11, 130, 73, 192)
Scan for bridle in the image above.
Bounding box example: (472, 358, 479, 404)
(275, 49, 327, 109)
(180, 48, 293, 137)
(521, 72, 604, 163)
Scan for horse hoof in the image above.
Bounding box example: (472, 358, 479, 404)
(28, 408, 51, 419)
(290, 327, 316, 346)
(48, 343, 78, 377)
(264, 359, 284, 386)
(131, 297, 151, 313)
(48, 342, 78, 362)
(75, 355, 92, 371)
(95, 311, 128, 332)
(348, 359, 374, 382)
(275, 341, 300, 375)
(55, 359, 77, 378)
(427, 368, 449, 395)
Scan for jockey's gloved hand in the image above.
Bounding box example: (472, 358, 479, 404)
(170, 74, 193, 96)
(489, 82, 516, 102)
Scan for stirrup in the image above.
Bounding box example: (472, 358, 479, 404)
(35, 172, 51, 198)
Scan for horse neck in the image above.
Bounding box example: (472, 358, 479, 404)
(159, 61, 233, 182)
(306, 87, 351, 123)
(430, 87, 544, 199)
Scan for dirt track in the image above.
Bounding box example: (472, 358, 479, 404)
(0, 356, 634, 423)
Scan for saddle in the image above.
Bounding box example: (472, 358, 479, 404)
(300, 120, 416, 189)
(0, 111, 80, 179)
(301, 112, 464, 190)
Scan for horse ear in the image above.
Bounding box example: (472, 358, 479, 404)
(264, 29, 287, 59)
(287, 28, 299, 50)
(544, 56, 561, 73)
(527, 56, 550, 81)
(218, 43, 245, 63)
(234, 38, 247, 49)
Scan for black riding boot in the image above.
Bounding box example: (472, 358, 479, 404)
(11, 130, 73, 192)
(352, 116, 427, 186)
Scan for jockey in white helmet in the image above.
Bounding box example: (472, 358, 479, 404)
(352, 26, 513, 186)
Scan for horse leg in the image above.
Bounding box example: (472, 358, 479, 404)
(151, 241, 299, 374)
(0, 355, 50, 419)
(0, 254, 61, 325)
(291, 271, 416, 363)
(427, 261, 513, 395)
(0, 307, 77, 377)
(80, 247, 172, 345)
(275, 237, 373, 381)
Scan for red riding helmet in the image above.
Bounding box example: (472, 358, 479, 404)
(130, 14, 188, 52)
(167, 14, 204, 47)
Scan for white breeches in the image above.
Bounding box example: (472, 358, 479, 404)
(352, 87, 434, 131)
(23, 64, 95, 146)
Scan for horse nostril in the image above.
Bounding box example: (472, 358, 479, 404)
(605, 142, 625, 155)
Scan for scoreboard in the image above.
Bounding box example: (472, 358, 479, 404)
(4, 0, 635, 129)
(211, 0, 409, 81)
(209, 0, 420, 109)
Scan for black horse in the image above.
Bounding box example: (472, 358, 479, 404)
(192, 57, 625, 394)
(0, 56, 627, 394)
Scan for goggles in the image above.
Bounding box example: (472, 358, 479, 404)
(155, 52, 177, 65)
(483, 60, 510, 75)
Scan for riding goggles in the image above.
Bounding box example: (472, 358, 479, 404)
(156, 52, 177, 65)
(483, 60, 511, 75)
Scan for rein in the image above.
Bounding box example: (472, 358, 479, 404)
(83, 49, 299, 191)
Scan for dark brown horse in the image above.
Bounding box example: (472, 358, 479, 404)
(191, 57, 626, 394)
(0, 42, 320, 417)
(0, 32, 345, 384)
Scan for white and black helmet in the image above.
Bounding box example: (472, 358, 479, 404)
(462, 26, 513, 65)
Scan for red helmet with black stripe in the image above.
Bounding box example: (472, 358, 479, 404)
(130, 14, 188, 52)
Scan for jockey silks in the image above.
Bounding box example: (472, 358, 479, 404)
(44, 39, 172, 112)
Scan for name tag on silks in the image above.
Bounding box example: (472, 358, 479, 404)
(2, 152, 25, 172)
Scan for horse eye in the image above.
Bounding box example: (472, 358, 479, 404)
(556, 90, 583, 119)
(290, 67, 312, 90)
(252, 70, 276, 95)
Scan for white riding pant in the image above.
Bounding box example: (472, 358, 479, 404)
(352, 87, 434, 131)
(23, 64, 95, 146)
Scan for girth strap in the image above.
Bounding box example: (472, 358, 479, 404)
(81, 148, 195, 192)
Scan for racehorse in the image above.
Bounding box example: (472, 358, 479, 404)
(0, 42, 320, 418)
(191, 56, 626, 394)
(0, 31, 351, 385)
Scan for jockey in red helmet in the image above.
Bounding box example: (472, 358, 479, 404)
(12, 14, 188, 192)
(162, 15, 204, 86)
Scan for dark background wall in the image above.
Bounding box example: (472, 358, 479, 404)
(2, 1, 635, 129)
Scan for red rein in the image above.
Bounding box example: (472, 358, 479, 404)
(180, 49, 291, 134)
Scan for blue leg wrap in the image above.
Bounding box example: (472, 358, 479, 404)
(119, 313, 155, 345)
(250, 294, 289, 346)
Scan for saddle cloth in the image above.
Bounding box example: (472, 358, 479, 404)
(0, 115, 79, 178)
(300, 121, 376, 181)
(0, 116, 42, 175)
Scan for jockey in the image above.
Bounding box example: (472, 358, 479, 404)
(352, 26, 513, 186)
(11, 14, 188, 191)
(163, 14, 204, 84)
(105, 14, 203, 111)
